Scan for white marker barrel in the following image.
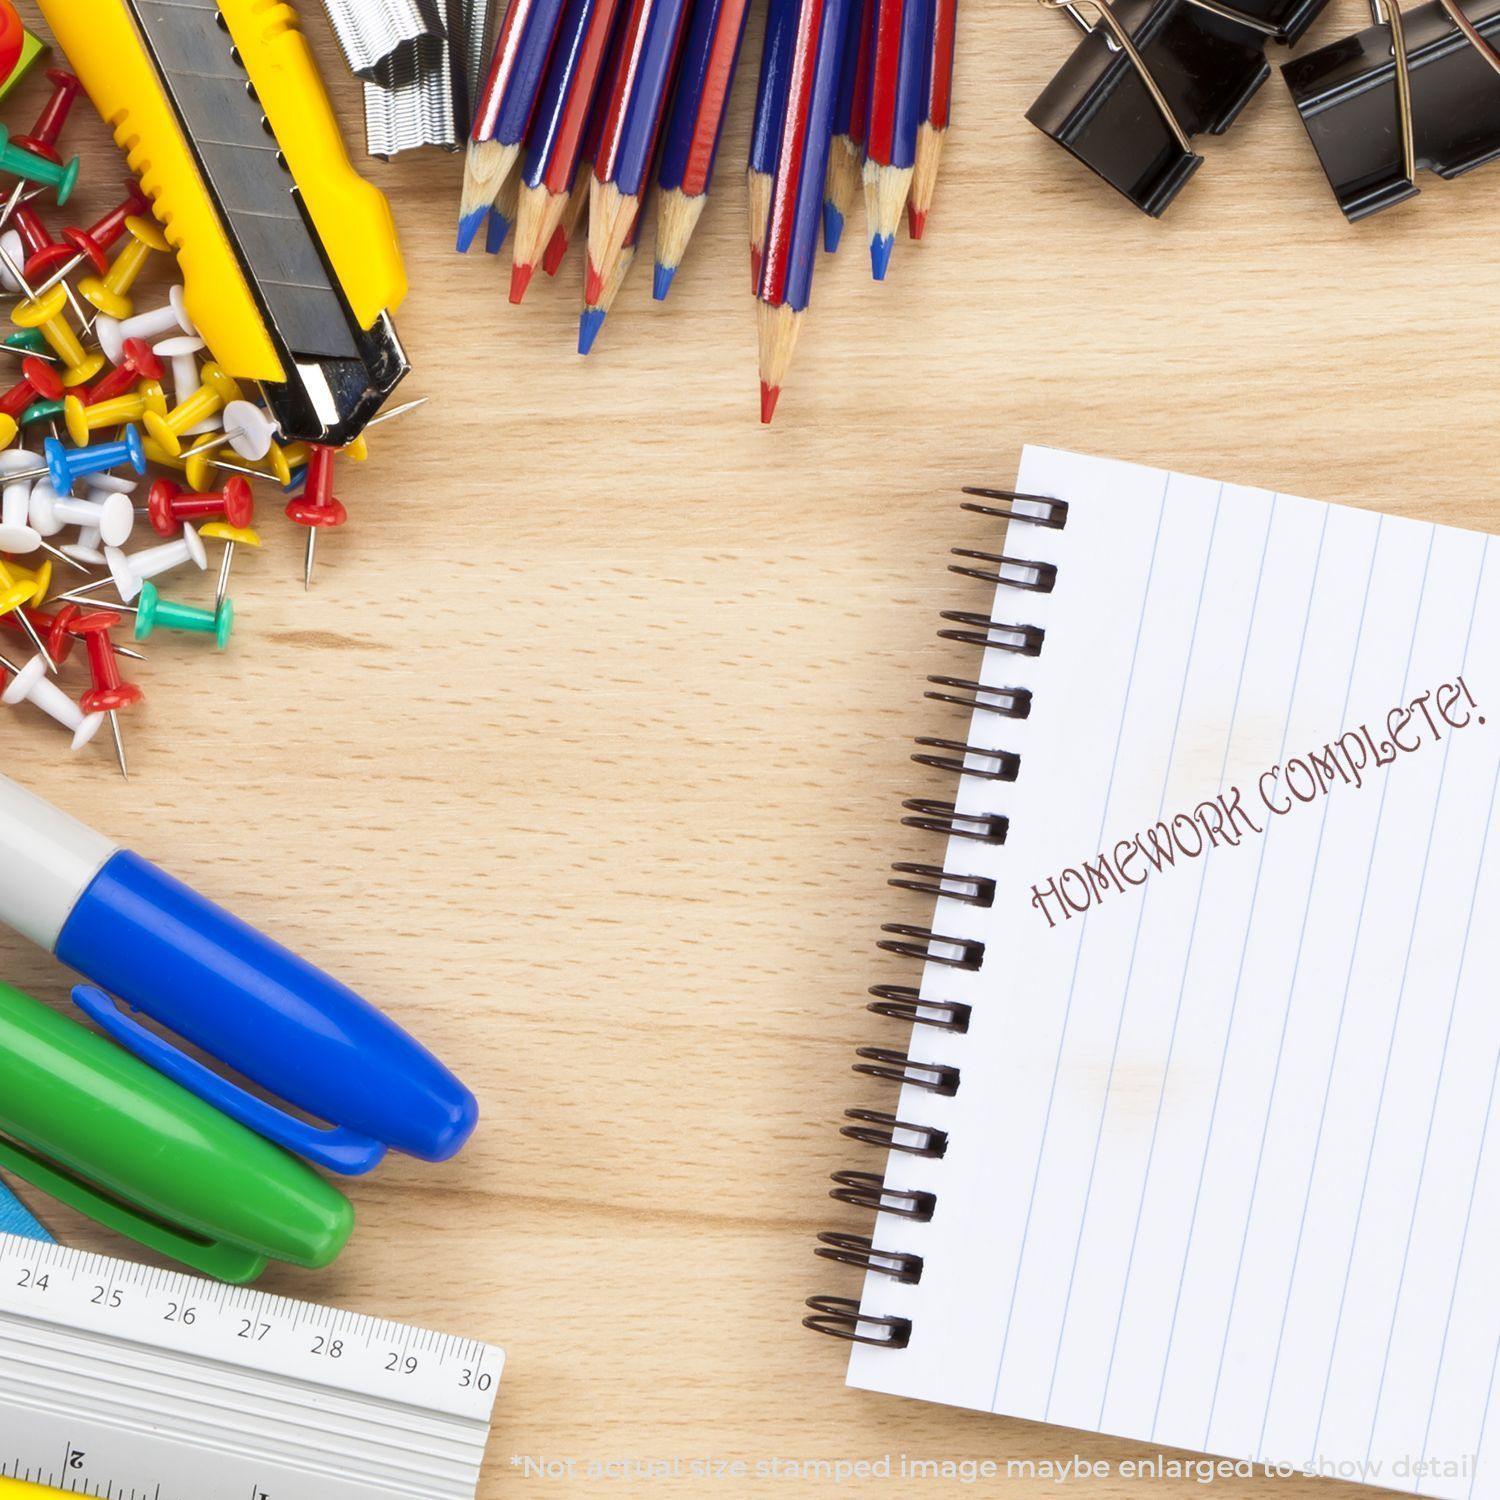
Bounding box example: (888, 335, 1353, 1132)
(0, 773, 116, 950)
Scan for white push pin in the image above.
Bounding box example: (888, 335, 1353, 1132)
(153, 332, 218, 434)
(0, 651, 105, 750)
(0, 449, 39, 553)
(105, 523, 207, 603)
(221, 399, 280, 461)
(0, 228, 28, 294)
(96, 285, 196, 366)
(30, 481, 134, 550)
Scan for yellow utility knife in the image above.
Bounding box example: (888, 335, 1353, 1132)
(36, 0, 409, 445)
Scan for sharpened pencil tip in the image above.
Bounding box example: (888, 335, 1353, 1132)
(823, 204, 845, 254)
(486, 209, 512, 255)
(584, 261, 605, 305)
(759, 380, 780, 425)
(509, 261, 536, 304)
(652, 261, 676, 301)
(543, 227, 569, 276)
(577, 307, 606, 355)
(907, 205, 927, 240)
(870, 234, 895, 281)
(456, 209, 487, 254)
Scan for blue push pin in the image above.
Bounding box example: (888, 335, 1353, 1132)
(42, 425, 147, 497)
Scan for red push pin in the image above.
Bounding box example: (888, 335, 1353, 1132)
(148, 474, 254, 537)
(1, 600, 142, 668)
(284, 443, 346, 589)
(68, 608, 140, 779)
(27, 179, 151, 288)
(0, 355, 63, 420)
(11, 72, 84, 164)
(81, 337, 162, 408)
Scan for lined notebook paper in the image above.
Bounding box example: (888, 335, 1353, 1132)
(846, 447, 1500, 1499)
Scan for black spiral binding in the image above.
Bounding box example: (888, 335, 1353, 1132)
(803, 486, 1068, 1351)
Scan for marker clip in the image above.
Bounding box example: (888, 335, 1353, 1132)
(0, 1130, 266, 1283)
(73, 985, 388, 1176)
(1027, 0, 1328, 215)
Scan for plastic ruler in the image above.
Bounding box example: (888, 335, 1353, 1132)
(0, 1233, 503, 1499)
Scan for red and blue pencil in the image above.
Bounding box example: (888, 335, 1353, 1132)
(908, 0, 954, 239)
(862, 0, 928, 279)
(545, 39, 618, 276)
(822, 0, 874, 252)
(652, 0, 752, 299)
(747, 0, 798, 290)
(579, 187, 646, 352)
(509, 0, 624, 299)
(459, 0, 570, 253)
(586, 0, 692, 308)
(756, 0, 850, 424)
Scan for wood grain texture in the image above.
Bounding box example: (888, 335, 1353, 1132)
(3, 0, 1491, 1494)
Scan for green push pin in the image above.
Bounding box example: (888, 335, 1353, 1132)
(20, 396, 63, 428)
(0, 125, 79, 206)
(3, 329, 52, 360)
(134, 581, 234, 650)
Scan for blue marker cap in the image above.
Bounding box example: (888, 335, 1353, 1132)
(55, 851, 479, 1171)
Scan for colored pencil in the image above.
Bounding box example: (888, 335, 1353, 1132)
(545, 156, 595, 273)
(756, 0, 850, 424)
(747, 0, 798, 290)
(459, 0, 570, 252)
(652, 0, 753, 299)
(488, 166, 523, 255)
(509, 0, 624, 300)
(907, 0, 953, 239)
(579, 190, 645, 352)
(862, 0, 928, 279)
(822, 0, 874, 252)
(586, 0, 692, 308)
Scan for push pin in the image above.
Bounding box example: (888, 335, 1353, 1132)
(8, 209, 98, 334)
(79, 216, 172, 320)
(95, 285, 196, 366)
(11, 72, 84, 164)
(28, 180, 153, 291)
(285, 444, 347, 589)
(1027, 0, 1329, 215)
(155, 332, 206, 401)
(29, 478, 134, 549)
(147, 475, 253, 536)
(105, 522, 207, 603)
(0, 650, 105, 750)
(68, 609, 140, 778)
(63, 381, 167, 446)
(0, 447, 40, 552)
(0, 354, 63, 424)
(142, 433, 217, 494)
(81, 338, 163, 408)
(88, 581, 235, 651)
(43, 426, 148, 496)
(0, 125, 80, 205)
(143, 363, 240, 458)
(13, 598, 144, 664)
(1283, 0, 1498, 220)
(201, 520, 261, 612)
(0, 562, 55, 672)
(10, 282, 104, 386)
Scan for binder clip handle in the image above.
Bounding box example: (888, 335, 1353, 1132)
(72, 985, 388, 1177)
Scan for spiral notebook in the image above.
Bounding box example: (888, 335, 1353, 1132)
(814, 446, 1500, 1499)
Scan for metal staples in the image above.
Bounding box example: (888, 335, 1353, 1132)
(322, 0, 446, 79)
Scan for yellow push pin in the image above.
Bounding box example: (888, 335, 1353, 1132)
(201, 520, 261, 612)
(0, 561, 55, 672)
(2, 555, 51, 607)
(9, 282, 103, 387)
(78, 214, 171, 319)
(142, 433, 216, 492)
(64, 381, 168, 447)
(143, 362, 240, 458)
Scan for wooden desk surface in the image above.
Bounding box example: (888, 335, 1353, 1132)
(6, 1, 1495, 1495)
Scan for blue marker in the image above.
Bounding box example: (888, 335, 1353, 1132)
(0, 773, 478, 1176)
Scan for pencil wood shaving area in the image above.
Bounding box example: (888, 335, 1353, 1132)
(3, 0, 1496, 1496)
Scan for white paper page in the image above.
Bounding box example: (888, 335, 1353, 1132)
(845, 447, 1500, 1500)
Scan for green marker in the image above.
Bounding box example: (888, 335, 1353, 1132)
(0, 981, 353, 1282)
(0, 125, 78, 205)
(135, 581, 234, 649)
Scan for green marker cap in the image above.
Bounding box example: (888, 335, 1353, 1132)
(0, 982, 353, 1282)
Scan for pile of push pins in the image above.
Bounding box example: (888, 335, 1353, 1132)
(0, 70, 418, 777)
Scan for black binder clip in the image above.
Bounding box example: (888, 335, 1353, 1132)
(1282, 0, 1500, 220)
(1026, 0, 1330, 216)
